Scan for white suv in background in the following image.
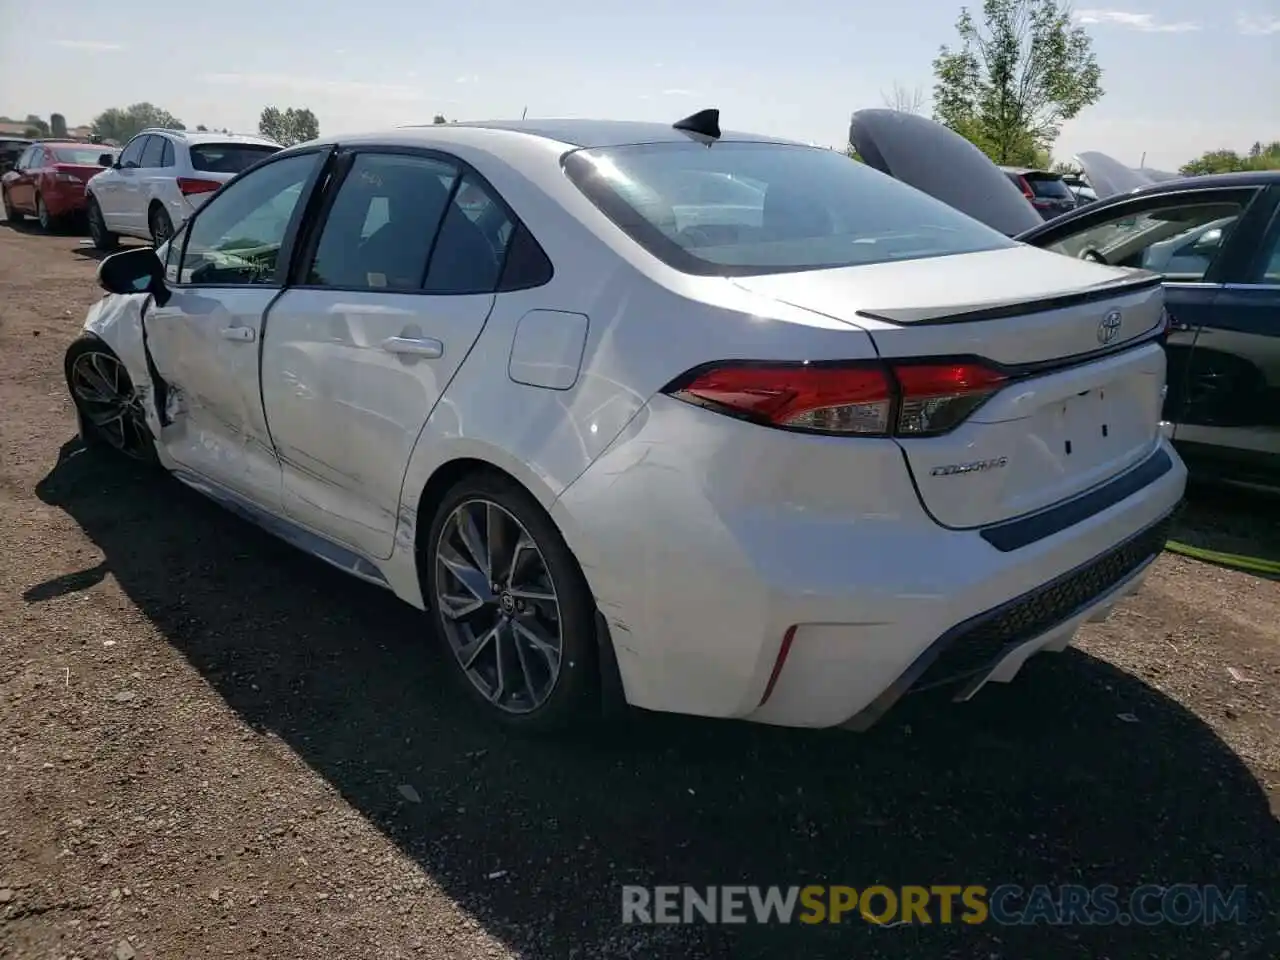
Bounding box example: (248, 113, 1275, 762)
(85, 129, 281, 249)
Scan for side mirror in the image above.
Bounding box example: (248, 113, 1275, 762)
(97, 153, 115, 167)
(97, 248, 170, 306)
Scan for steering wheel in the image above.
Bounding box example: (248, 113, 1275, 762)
(676, 225, 716, 248)
(1078, 248, 1108, 264)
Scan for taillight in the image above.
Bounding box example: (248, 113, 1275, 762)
(663, 359, 1007, 438)
(176, 177, 221, 197)
(892, 362, 1008, 435)
(1017, 176, 1035, 200)
(53, 166, 83, 183)
(666, 361, 894, 435)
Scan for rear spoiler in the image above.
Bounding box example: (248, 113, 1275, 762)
(855, 272, 1163, 327)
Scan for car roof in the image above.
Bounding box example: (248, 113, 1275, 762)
(326, 118, 804, 151)
(36, 140, 102, 148)
(1127, 168, 1280, 194)
(139, 129, 280, 147)
(998, 165, 1059, 177)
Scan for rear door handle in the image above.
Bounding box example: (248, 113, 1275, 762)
(380, 336, 443, 358)
(219, 326, 256, 342)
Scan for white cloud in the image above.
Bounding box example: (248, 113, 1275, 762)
(1236, 13, 1280, 34)
(200, 73, 428, 103)
(661, 88, 696, 97)
(454, 74, 480, 84)
(1074, 9, 1200, 31)
(52, 39, 124, 51)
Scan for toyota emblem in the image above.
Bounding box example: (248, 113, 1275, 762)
(1098, 309, 1122, 344)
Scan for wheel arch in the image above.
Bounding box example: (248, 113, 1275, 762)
(404, 451, 627, 714)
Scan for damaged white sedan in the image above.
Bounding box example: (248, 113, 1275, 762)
(65, 111, 1185, 732)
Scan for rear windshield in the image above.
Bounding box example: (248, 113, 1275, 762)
(563, 141, 1015, 276)
(189, 143, 281, 174)
(54, 147, 114, 165)
(1021, 173, 1075, 200)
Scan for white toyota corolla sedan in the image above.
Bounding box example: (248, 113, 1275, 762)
(66, 110, 1186, 732)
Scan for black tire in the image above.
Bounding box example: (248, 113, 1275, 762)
(86, 196, 118, 251)
(3, 188, 24, 223)
(149, 204, 174, 248)
(423, 470, 599, 731)
(64, 337, 158, 464)
(35, 193, 54, 232)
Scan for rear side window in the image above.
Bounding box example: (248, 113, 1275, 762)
(564, 141, 1014, 276)
(189, 143, 281, 174)
(160, 140, 175, 167)
(307, 153, 459, 291)
(422, 172, 513, 294)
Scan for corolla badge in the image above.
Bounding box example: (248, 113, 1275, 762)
(1098, 309, 1123, 344)
(930, 457, 1008, 477)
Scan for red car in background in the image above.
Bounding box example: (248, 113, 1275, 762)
(2, 141, 120, 230)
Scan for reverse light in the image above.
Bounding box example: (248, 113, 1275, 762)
(176, 177, 221, 197)
(663, 359, 1008, 438)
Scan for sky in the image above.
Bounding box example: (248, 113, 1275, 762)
(1, 0, 1277, 171)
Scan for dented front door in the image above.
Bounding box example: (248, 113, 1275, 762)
(143, 150, 329, 508)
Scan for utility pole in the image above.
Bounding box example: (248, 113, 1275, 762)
(521, 106, 528, 120)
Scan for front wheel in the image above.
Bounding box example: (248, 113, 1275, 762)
(64, 338, 157, 463)
(424, 471, 599, 731)
(86, 196, 118, 251)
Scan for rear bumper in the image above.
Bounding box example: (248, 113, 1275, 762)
(42, 183, 89, 216)
(554, 393, 1186, 729)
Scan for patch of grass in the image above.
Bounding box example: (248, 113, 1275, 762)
(1165, 539, 1280, 578)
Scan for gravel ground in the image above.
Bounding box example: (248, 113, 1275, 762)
(1, 217, 1279, 959)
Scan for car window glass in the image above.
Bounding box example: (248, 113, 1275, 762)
(15, 147, 34, 169)
(1041, 201, 1246, 281)
(25, 147, 43, 168)
(179, 152, 322, 286)
(307, 152, 458, 290)
(139, 136, 166, 168)
(119, 137, 147, 169)
(564, 141, 1015, 276)
(1254, 218, 1280, 285)
(423, 172, 513, 294)
(160, 139, 175, 168)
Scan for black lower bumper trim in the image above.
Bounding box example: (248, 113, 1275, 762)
(842, 509, 1177, 732)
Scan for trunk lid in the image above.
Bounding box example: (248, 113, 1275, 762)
(54, 163, 108, 183)
(1073, 151, 1154, 200)
(734, 245, 1168, 529)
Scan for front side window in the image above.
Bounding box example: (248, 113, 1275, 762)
(564, 140, 1016, 276)
(139, 136, 166, 169)
(119, 136, 147, 169)
(1042, 200, 1248, 281)
(24, 147, 44, 169)
(179, 151, 322, 286)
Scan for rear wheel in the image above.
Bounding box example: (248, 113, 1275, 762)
(64, 339, 157, 463)
(36, 193, 53, 231)
(424, 471, 599, 731)
(148, 204, 174, 248)
(1, 188, 23, 223)
(86, 196, 118, 251)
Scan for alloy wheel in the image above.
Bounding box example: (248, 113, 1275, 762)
(150, 209, 172, 247)
(434, 498, 564, 714)
(69, 349, 152, 459)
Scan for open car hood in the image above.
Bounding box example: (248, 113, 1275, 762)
(848, 109, 1043, 237)
(1072, 151, 1156, 199)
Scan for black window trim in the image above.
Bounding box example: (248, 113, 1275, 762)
(170, 145, 337, 292)
(285, 143, 554, 297)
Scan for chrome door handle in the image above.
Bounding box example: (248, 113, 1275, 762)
(380, 336, 443, 358)
(219, 326, 256, 342)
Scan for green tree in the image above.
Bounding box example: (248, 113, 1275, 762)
(50, 113, 68, 138)
(258, 106, 320, 146)
(932, 0, 1103, 166)
(91, 103, 184, 143)
(1180, 141, 1280, 175)
(196, 124, 209, 132)
(432, 114, 448, 125)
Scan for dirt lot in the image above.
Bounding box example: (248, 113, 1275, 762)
(1, 218, 1279, 960)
